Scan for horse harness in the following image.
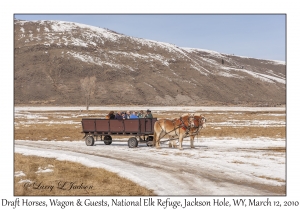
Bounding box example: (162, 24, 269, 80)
(157, 115, 202, 142)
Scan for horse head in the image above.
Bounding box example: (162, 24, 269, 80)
(179, 114, 195, 129)
(188, 113, 195, 128)
(198, 115, 206, 128)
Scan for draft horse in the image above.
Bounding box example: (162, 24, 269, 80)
(168, 114, 206, 148)
(153, 114, 206, 150)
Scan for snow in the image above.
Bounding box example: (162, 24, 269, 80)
(15, 137, 285, 195)
(183, 47, 226, 58)
(218, 71, 243, 78)
(15, 171, 26, 177)
(211, 120, 285, 127)
(35, 166, 54, 174)
(220, 66, 285, 84)
(18, 179, 32, 184)
(271, 60, 286, 65)
(182, 47, 285, 67)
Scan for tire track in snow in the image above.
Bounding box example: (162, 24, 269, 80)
(15, 140, 284, 195)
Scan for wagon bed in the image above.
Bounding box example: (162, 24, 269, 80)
(81, 118, 157, 148)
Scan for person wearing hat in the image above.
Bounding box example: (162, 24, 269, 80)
(144, 109, 153, 118)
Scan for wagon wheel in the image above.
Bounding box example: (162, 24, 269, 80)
(146, 136, 153, 142)
(128, 137, 138, 148)
(104, 135, 112, 145)
(146, 136, 153, 147)
(85, 136, 94, 146)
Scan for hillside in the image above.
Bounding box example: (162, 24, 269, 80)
(14, 19, 286, 107)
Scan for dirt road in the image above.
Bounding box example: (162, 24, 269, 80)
(15, 138, 285, 196)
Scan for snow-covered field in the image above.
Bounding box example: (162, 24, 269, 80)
(14, 106, 286, 195)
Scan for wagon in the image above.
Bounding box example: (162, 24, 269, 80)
(81, 118, 157, 148)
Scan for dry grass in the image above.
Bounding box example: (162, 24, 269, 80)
(14, 153, 155, 196)
(14, 110, 286, 140)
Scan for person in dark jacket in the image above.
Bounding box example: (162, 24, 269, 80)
(144, 109, 153, 118)
(115, 111, 123, 119)
(121, 112, 126, 119)
(105, 111, 115, 119)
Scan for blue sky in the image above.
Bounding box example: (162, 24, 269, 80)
(14, 14, 286, 61)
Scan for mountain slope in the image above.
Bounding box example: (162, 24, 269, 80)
(14, 19, 286, 106)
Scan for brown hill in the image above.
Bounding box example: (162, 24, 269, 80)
(14, 19, 286, 107)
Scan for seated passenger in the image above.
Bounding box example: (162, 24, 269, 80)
(105, 111, 115, 119)
(121, 112, 126, 119)
(115, 111, 123, 120)
(144, 109, 153, 118)
(130, 111, 138, 119)
(137, 110, 144, 118)
(125, 111, 131, 119)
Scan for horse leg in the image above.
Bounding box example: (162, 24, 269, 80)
(153, 130, 157, 147)
(168, 138, 177, 148)
(190, 135, 195, 148)
(178, 133, 184, 150)
(154, 131, 161, 149)
(168, 139, 173, 148)
(157, 131, 166, 149)
(155, 130, 163, 149)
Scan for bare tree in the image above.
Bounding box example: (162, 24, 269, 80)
(80, 76, 97, 110)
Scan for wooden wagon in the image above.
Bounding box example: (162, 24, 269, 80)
(81, 118, 157, 148)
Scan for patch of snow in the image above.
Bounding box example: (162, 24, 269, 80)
(15, 171, 26, 177)
(211, 120, 286, 127)
(18, 179, 33, 184)
(183, 47, 226, 58)
(35, 166, 54, 174)
(144, 82, 157, 91)
(221, 66, 285, 84)
(190, 64, 210, 75)
(218, 71, 243, 78)
(70, 37, 88, 47)
(67, 51, 127, 70)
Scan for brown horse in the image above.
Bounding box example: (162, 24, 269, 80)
(168, 114, 206, 148)
(153, 114, 206, 150)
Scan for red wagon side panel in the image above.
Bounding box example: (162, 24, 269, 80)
(82, 119, 95, 132)
(110, 120, 124, 133)
(124, 119, 140, 133)
(82, 118, 157, 134)
(95, 119, 109, 132)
